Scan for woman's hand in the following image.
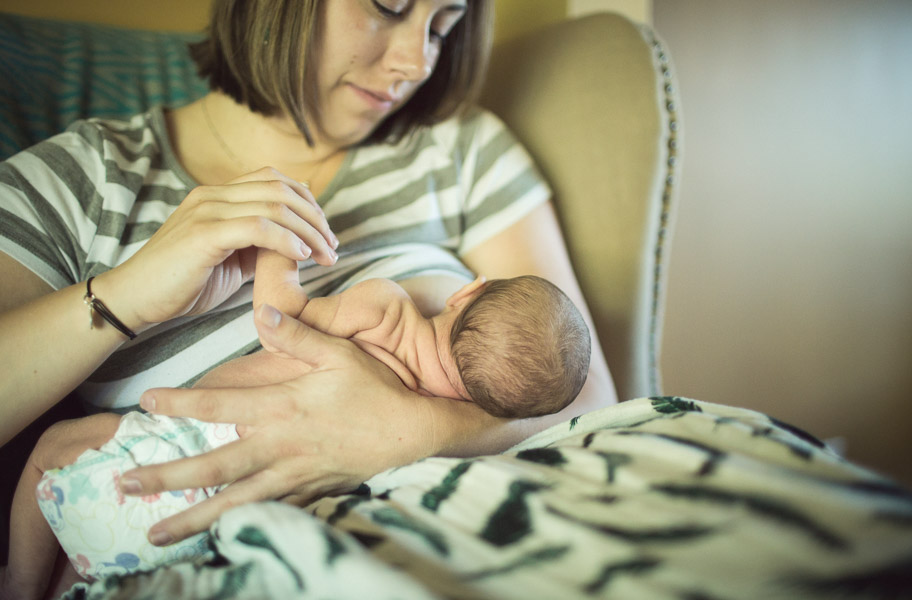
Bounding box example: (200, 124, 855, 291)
(119, 304, 440, 546)
(107, 167, 339, 330)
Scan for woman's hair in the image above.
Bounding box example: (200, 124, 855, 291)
(189, 0, 494, 145)
(449, 276, 591, 419)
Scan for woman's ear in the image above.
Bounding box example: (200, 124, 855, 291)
(445, 275, 487, 308)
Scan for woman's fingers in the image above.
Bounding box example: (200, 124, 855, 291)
(254, 304, 352, 367)
(228, 167, 324, 215)
(142, 458, 286, 544)
(107, 167, 340, 326)
(202, 210, 320, 265)
(190, 183, 338, 266)
(218, 168, 339, 250)
(142, 456, 353, 544)
(120, 434, 268, 497)
(138, 382, 297, 427)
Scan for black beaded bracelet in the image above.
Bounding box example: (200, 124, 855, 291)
(83, 276, 137, 340)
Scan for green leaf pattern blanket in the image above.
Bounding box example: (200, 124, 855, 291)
(65, 398, 912, 599)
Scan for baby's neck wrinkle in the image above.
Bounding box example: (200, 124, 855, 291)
(427, 313, 470, 402)
(412, 316, 450, 391)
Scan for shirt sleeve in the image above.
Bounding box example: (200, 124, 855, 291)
(0, 122, 108, 288)
(455, 110, 552, 255)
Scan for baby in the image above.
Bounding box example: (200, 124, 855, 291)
(250, 253, 592, 419)
(2, 266, 591, 597)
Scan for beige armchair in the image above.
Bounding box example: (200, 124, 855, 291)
(0, 9, 682, 570)
(0, 11, 680, 404)
(481, 14, 681, 401)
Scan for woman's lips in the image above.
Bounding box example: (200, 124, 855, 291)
(349, 84, 396, 111)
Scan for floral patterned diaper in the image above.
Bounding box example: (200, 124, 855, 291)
(36, 412, 238, 580)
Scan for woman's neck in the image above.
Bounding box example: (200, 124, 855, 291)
(169, 92, 346, 194)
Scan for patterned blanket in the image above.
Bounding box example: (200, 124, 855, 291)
(63, 397, 912, 599)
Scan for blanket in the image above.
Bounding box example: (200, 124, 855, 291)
(62, 397, 912, 599)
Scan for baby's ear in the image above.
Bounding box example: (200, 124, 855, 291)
(446, 275, 487, 308)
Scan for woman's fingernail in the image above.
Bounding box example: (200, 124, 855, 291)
(331, 234, 339, 249)
(140, 393, 156, 412)
(258, 304, 281, 329)
(149, 530, 173, 546)
(120, 478, 142, 494)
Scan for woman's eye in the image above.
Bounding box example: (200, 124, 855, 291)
(371, 0, 455, 45)
(372, 1, 402, 18)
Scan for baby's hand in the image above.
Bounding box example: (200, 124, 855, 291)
(253, 249, 308, 317)
(253, 249, 309, 355)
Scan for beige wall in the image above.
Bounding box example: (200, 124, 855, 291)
(654, 0, 912, 486)
(0, 0, 211, 31)
(494, 0, 651, 41)
(569, 0, 650, 23)
(0, 0, 650, 36)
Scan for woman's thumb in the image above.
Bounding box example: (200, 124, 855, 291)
(254, 304, 334, 367)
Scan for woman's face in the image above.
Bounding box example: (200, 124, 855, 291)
(314, 0, 467, 147)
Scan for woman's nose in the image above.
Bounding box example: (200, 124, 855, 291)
(384, 22, 435, 82)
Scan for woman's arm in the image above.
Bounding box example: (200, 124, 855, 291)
(0, 255, 130, 445)
(117, 201, 614, 545)
(457, 200, 617, 448)
(121, 305, 438, 546)
(0, 168, 337, 446)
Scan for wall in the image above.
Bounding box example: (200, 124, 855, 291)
(493, 0, 568, 42)
(495, 0, 649, 41)
(0, 0, 650, 36)
(0, 0, 211, 31)
(653, 0, 912, 486)
(569, 0, 650, 23)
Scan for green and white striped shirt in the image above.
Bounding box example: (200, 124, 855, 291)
(0, 106, 549, 410)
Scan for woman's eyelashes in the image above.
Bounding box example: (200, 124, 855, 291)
(372, 0, 403, 18)
(371, 0, 449, 43)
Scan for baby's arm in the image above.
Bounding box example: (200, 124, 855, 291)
(3, 414, 121, 600)
(199, 280, 423, 391)
(253, 249, 307, 317)
(297, 279, 410, 339)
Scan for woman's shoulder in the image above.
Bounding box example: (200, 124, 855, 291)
(16, 107, 192, 192)
(352, 107, 516, 171)
(62, 108, 165, 157)
(423, 106, 512, 150)
(4, 108, 165, 173)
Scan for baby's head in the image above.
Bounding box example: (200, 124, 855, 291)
(448, 275, 591, 418)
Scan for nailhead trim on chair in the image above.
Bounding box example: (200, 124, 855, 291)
(640, 25, 681, 397)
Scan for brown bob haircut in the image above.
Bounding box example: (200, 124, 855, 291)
(189, 0, 494, 145)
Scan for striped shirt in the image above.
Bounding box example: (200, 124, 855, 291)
(0, 106, 549, 410)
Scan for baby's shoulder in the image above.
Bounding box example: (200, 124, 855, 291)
(347, 278, 411, 303)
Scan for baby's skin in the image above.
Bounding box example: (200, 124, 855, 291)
(198, 249, 485, 403)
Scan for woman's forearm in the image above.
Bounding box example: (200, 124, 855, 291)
(430, 360, 614, 457)
(430, 335, 615, 458)
(0, 275, 130, 445)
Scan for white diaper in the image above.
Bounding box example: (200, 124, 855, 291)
(36, 412, 238, 580)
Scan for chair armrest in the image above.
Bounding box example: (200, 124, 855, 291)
(480, 13, 682, 400)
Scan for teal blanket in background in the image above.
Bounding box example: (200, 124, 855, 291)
(0, 12, 207, 161)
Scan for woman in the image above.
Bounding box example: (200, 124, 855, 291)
(0, 0, 616, 549)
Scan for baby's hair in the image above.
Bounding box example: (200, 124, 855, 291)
(449, 276, 591, 418)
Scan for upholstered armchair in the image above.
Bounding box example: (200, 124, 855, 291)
(0, 11, 680, 403)
(481, 14, 681, 400)
(0, 6, 687, 576)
